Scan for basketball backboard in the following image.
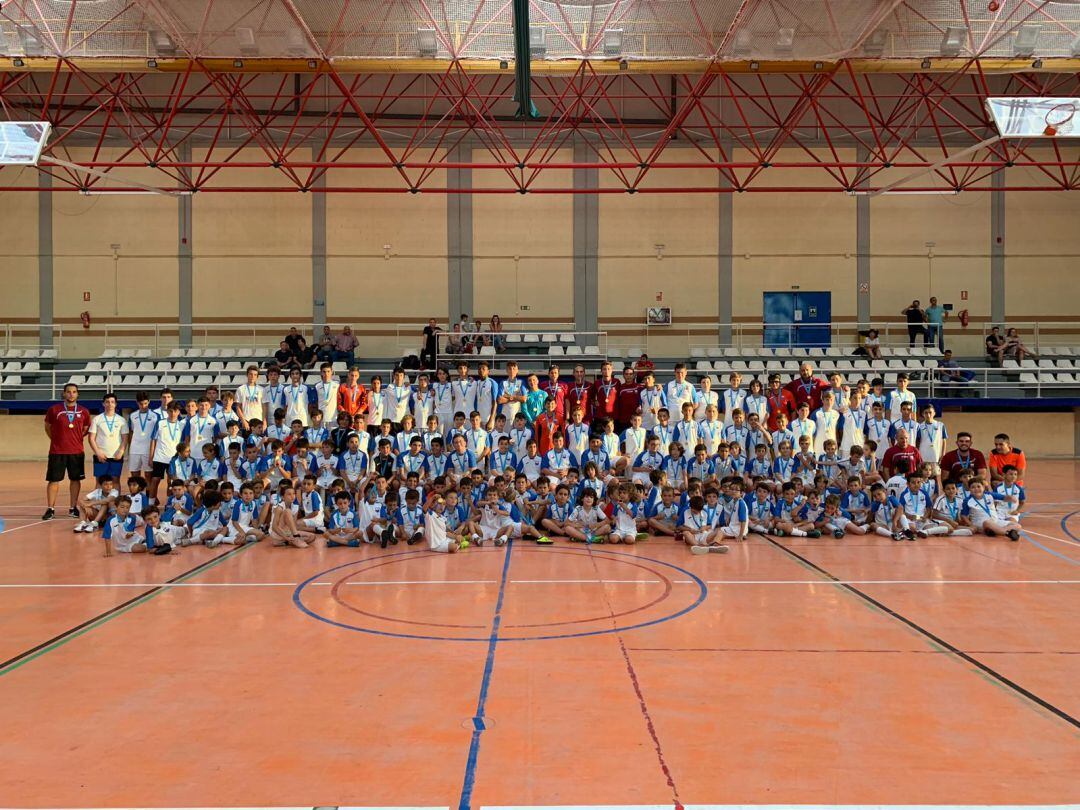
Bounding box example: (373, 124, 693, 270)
(986, 97, 1080, 138)
(0, 122, 51, 165)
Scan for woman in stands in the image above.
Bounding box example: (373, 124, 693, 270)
(1001, 327, 1034, 363)
(489, 314, 505, 353)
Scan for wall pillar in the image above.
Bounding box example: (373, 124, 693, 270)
(38, 170, 53, 347)
(856, 146, 871, 328)
(718, 137, 733, 346)
(991, 169, 1006, 326)
(312, 147, 327, 329)
(573, 137, 598, 339)
(447, 144, 473, 322)
(178, 142, 193, 347)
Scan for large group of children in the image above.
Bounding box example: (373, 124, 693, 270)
(74, 357, 1029, 556)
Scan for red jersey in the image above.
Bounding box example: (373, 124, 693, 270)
(615, 382, 643, 424)
(566, 382, 592, 424)
(882, 444, 923, 476)
(590, 378, 620, 422)
(939, 448, 988, 479)
(765, 389, 797, 431)
(540, 380, 568, 424)
(45, 403, 91, 455)
(785, 376, 829, 412)
(534, 412, 561, 456)
(337, 383, 368, 419)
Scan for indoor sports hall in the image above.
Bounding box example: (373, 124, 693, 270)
(1, 2, 1079, 809)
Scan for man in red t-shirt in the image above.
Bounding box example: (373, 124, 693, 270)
(43, 383, 92, 521)
(566, 364, 592, 425)
(540, 364, 569, 426)
(614, 366, 642, 432)
(765, 373, 797, 431)
(784, 362, 829, 412)
(939, 432, 989, 483)
(590, 360, 619, 425)
(882, 429, 923, 479)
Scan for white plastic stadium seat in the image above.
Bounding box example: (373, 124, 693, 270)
(480, 345, 496, 356)
(1055, 359, 1074, 370)
(690, 348, 706, 359)
(548, 346, 564, 357)
(118, 349, 136, 358)
(175, 375, 196, 386)
(2, 375, 22, 387)
(706, 348, 724, 359)
(1058, 373, 1076, 384)
(541, 333, 557, 344)
(1039, 373, 1058, 384)
(120, 361, 137, 372)
(1019, 373, 1037, 384)
(189, 362, 208, 372)
(505, 333, 521, 344)
(523, 334, 538, 343)
(169, 348, 184, 358)
(208, 362, 225, 372)
(135, 349, 151, 359)
(1001, 359, 1019, 370)
(560, 333, 575, 343)
(84, 375, 106, 387)
(195, 374, 213, 385)
(204, 348, 221, 358)
(1038, 359, 1055, 369)
(67, 375, 87, 386)
(695, 361, 711, 372)
(41, 349, 57, 359)
(584, 345, 600, 356)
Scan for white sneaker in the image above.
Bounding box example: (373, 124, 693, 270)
(72, 521, 87, 533)
(709, 544, 731, 554)
(206, 535, 223, 549)
(690, 545, 709, 555)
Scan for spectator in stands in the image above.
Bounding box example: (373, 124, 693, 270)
(989, 433, 1026, 484)
(489, 314, 505, 352)
(940, 432, 989, 483)
(936, 349, 974, 395)
(785, 362, 829, 412)
(985, 326, 1005, 366)
(273, 340, 294, 367)
(634, 353, 655, 383)
(925, 297, 946, 351)
(421, 318, 441, 369)
(332, 326, 359, 365)
(294, 337, 316, 369)
(902, 300, 928, 347)
(446, 323, 465, 355)
(284, 326, 304, 356)
(860, 328, 882, 360)
(1001, 327, 1034, 363)
(315, 326, 334, 363)
(42, 383, 92, 521)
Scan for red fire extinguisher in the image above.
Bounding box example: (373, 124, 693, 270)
(958, 309, 969, 328)
(80, 311, 91, 329)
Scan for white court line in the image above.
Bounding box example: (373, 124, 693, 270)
(0, 578, 1077, 589)
(0, 519, 47, 535)
(1023, 528, 1080, 548)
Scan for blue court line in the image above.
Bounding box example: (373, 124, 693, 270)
(1014, 508, 1080, 567)
(291, 548, 708, 642)
(458, 538, 515, 810)
(1059, 510, 1080, 546)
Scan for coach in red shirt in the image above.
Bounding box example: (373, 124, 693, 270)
(590, 360, 619, 425)
(540, 364, 569, 425)
(613, 366, 641, 431)
(882, 429, 923, 478)
(42, 382, 92, 521)
(939, 432, 989, 483)
(765, 373, 797, 431)
(784, 362, 830, 412)
(566, 364, 592, 424)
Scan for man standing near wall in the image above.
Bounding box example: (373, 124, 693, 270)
(42, 383, 92, 521)
(925, 297, 946, 351)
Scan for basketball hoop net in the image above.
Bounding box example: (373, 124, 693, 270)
(1043, 102, 1076, 136)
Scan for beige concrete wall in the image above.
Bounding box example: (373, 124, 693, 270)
(326, 148, 448, 355)
(194, 149, 311, 324)
(0, 170, 38, 343)
(472, 148, 573, 324)
(1004, 184, 1080, 323)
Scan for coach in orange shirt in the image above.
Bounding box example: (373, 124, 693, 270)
(989, 433, 1026, 485)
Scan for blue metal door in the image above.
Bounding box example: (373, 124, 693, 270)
(762, 292, 832, 349)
